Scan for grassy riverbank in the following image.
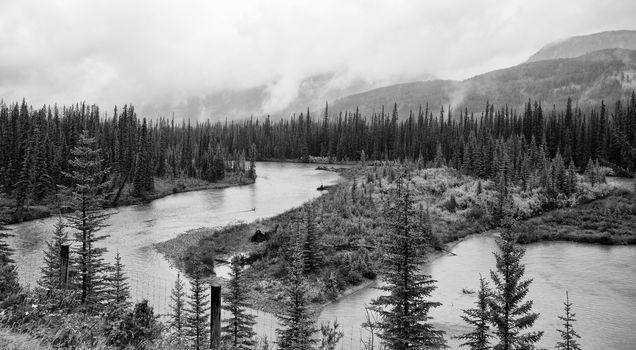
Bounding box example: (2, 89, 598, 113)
(156, 163, 625, 314)
(0, 173, 254, 225)
(518, 188, 636, 244)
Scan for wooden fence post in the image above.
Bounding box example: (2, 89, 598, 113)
(210, 285, 221, 349)
(60, 243, 71, 288)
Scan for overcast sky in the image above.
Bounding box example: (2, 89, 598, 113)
(1, 0, 635, 118)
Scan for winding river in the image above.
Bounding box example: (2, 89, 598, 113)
(6, 165, 636, 349)
(6, 162, 342, 316)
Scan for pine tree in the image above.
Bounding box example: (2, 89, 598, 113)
(434, 143, 446, 167)
(31, 125, 52, 201)
(566, 161, 577, 196)
(594, 160, 606, 184)
(105, 251, 131, 312)
(276, 232, 317, 349)
(221, 257, 257, 349)
(169, 273, 187, 346)
(212, 149, 226, 182)
(552, 153, 568, 195)
(555, 291, 581, 350)
(369, 177, 446, 349)
(185, 272, 210, 350)
(454, 276, 493, 350)
(113, 299, 161, 349)
(133, 118, 154, 196)
(494, 145, 512, 223)
(489, 222, 543, 350)
(38, 217, 68, 290)
(248, 143, 257, 180)
(62, 130, 112, 309)
(100, 251, 132, 345)
(0, 222, 22, 310)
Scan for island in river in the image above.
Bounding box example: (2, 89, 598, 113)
(157, 162, 635, 314)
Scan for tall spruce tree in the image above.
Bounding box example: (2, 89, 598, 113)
(169, 273, 187, 346)
(248, 143, 257, 180)
(369, 177, 446, 349)
(494, 146, 512, 223)
(276, 232, 318, 350)
(38, 217, 68, 291)
(185, 272, 210, 350)
(454, 276, 493, 350)
(489, 221, 543, 350)
(13, 138, 35, 217)
(221, 257, 257, 349)
(555, 291, 581, 350)
(133, 118, 154, 196)
(62, 130, 112, 309)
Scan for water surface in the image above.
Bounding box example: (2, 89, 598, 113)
(319, 235, 636, 349)
(8, 161, 343, 318)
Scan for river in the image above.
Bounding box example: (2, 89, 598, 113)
(7, 166, 636, 349)
(319, 235, 636, 350)
(6, 162, 342, 318)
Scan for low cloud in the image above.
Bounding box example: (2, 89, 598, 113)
(0, 0, 635, 119)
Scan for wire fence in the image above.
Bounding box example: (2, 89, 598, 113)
(14, 257, 374, 349)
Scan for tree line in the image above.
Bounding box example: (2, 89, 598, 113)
(182, 95, 634, 175)
(0, 101, 257, 220)
(2, 94, 634, 220)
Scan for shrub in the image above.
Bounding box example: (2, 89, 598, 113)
(465, 205, 485, 221)
(109, 300, 162, 349)
(443, 194, 458, 212)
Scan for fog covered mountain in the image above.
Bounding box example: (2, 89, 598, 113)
(527, 30, 636, 62)
(326, 32, 636, 117)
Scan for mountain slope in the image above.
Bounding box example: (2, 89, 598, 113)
(329, 48, 636, 117)
(528, 30, 636, 62)
(140, 72, 436, 120)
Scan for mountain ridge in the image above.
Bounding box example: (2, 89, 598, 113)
(527, 30, 636, 62)
(326, 48, 636, 117)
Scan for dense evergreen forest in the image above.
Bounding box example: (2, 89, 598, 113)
(1, 94, 634, 221)
(0, 102, 256, 221)
(202, 95, 635, 174)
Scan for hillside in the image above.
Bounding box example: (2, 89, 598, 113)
(139, 72, 436, 120)
(528, 30, 636, 62)
(328, 48, 636, 117)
